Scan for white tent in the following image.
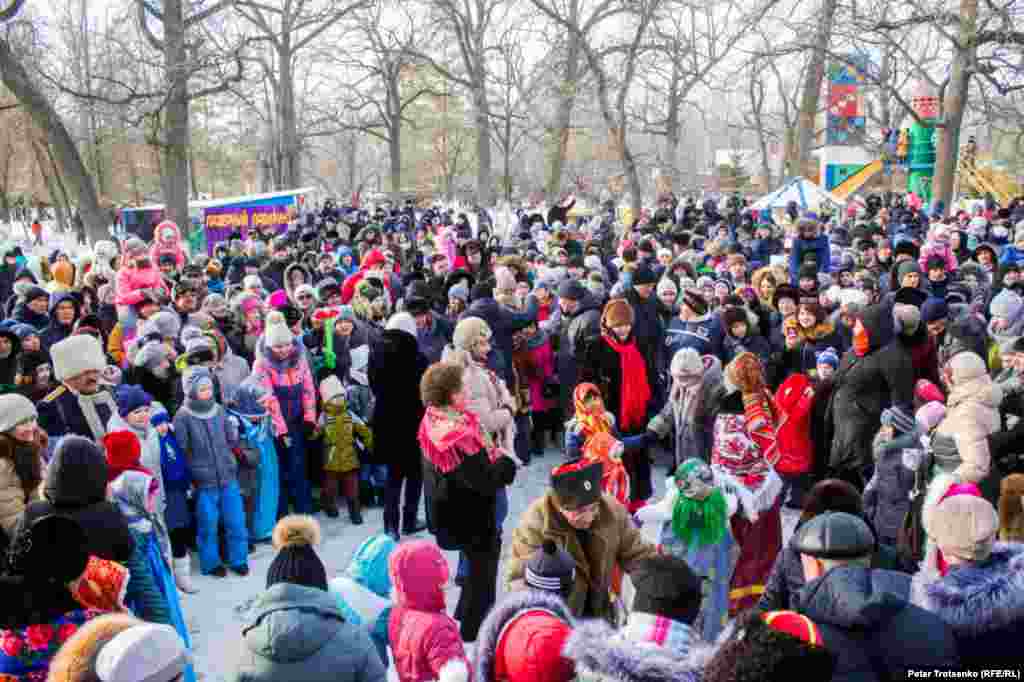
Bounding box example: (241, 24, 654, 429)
(750, 177, 847, 212)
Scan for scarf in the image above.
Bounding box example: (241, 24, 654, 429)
(601, 333, 652, 431)
(70, 387, 117, 442)
(671, 489, 729, 548)
(417, 406, 492, 474)
(573, 383, 613, 439)
(583, 431, 630, 505)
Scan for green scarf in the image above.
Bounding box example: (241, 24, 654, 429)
(671, 489, 728, 548)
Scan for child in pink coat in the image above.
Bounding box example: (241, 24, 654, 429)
(150, 220, 189, 270)
(116, 237, 171, 343)
(388, 540, 470, 682)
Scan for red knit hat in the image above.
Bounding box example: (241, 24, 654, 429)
(761, 610, 825, 648)
(103, 430, 151, 483)
(494, 611, 575, 682)
(362, 249, 387, 269)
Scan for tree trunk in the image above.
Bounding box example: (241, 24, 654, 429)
(474, 84, 493, 205)
(546, 34, 581, 198)
(279, 44, 301, 189)
(389, 133, 402, 202)
(162, 0, 190, 227)
(932, 0, 978, 214)
(0, 37, 107, 243)
(796, 0, 836, 176)
(32, 141, 68, 233)
(623, 141, 642, 220)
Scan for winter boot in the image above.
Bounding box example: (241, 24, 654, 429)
(174, 557, 199, 594)
(347, 498, 364, 525)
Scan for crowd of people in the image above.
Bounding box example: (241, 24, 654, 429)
(0, 190, 1023, 680)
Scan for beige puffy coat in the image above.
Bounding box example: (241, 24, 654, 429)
(935, 363, 1002, 484)
(441, 345, 516, 451)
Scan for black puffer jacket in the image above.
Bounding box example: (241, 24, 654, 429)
(827, 304, 915, 480)
(548, 292, 602, 417)
(795, 566, 959, 680)
(16, 436, 134, 563)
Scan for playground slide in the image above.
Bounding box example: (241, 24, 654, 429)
(831, 159, 885, 201)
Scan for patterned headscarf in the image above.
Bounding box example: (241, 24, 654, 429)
(573, 383, 612, 439)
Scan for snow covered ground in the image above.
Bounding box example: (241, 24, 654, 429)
(182, 445, 675, 681)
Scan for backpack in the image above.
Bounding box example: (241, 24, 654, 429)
(772, 373, 815, 475)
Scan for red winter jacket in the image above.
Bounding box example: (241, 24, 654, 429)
(341, 249, 392, 304)
(388, 541, 469, 682)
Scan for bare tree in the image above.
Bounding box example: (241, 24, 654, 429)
(235, 0, 368, 189)
(410, 0, 512, 205)
(332, 6, 440, 200)
(0, 3, 109, 242)
(530, 0, 664, 215)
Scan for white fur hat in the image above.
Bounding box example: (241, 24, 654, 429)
(670, 347, 704, 379)
(453, 316, 492, 351)
(386, 311, 418, 338)
(51, 334, 107, 382)
(320, 375, 345, 404)
(494, 266, 517, 293)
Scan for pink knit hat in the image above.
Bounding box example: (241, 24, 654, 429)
(915, 401, 947, 432)
(915, 379, 944, 404)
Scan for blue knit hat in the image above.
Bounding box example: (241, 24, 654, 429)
(231, 380, 270, 418)
(183, 366, 214, 399)
(115, 384, 153, 418)
(815, 347, 840, 369)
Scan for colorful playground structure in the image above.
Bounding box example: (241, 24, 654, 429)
(826, 80, 939, 202)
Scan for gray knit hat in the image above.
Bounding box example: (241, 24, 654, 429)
(140, 311, 182, 341)
(0, 394, 36, 433)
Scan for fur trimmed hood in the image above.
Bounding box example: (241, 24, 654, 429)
(473, 589, 575, 682)
(563, 617, 714, 682)
(911, 543, 1024, 637)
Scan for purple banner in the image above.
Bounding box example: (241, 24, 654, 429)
(204, 203, 296, 254)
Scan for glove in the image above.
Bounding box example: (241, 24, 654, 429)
(276, 435, 292, 452)
(303, 422, 318, 441)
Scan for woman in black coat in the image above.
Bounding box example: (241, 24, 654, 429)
(369, 325, 430, 539)
(580, 298, 656, 504)
(419, 362, 517, 642)
(826, 304, 916, 489)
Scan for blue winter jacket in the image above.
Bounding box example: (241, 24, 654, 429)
(173, 402, 239, 489)
(664, 314, 725, 367)
(329, 534, 397, 666)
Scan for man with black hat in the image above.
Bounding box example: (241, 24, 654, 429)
(404, 281, 454, 364)
(546, 280, 602, 420)
(665, 290, 724, 361)
(792, 512, 959, 677)
(507, 459, 658, 622)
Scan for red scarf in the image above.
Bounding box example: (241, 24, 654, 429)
(417, 406, 492, 474)
(602, 333, 651, 431)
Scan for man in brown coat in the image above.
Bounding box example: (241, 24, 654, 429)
(507, 459, 658, 622)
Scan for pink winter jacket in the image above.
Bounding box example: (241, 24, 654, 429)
(251, 340, 317, 436)
(388, 541, 469, 682)
(115, 264, 169, 305)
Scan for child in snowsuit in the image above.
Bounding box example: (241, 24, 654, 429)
(173, 366, 248, 577)
(320, 375, 372, 524)
(150, 404, 197, 594)
(388, 540, 470, 682)
(330, 534, 398, 666)
(863, 406, 928, 547)
(228, 380, 279, 543)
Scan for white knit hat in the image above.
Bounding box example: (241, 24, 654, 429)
(264, 310, 294, 347)
(349, 345, 370, 386)
(95, 623, 188, 682)
(320, 375, 345, 404)
(386, 311, 418, 338)
(670, 347, 703, 379)
(0, 394, 36, 433)
(51, 334, 107, 382)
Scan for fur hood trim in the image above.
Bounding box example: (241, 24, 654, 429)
(911, 543, 1024, 637)
(474, 589, 576, 682)
(563, 618, 713, 682)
